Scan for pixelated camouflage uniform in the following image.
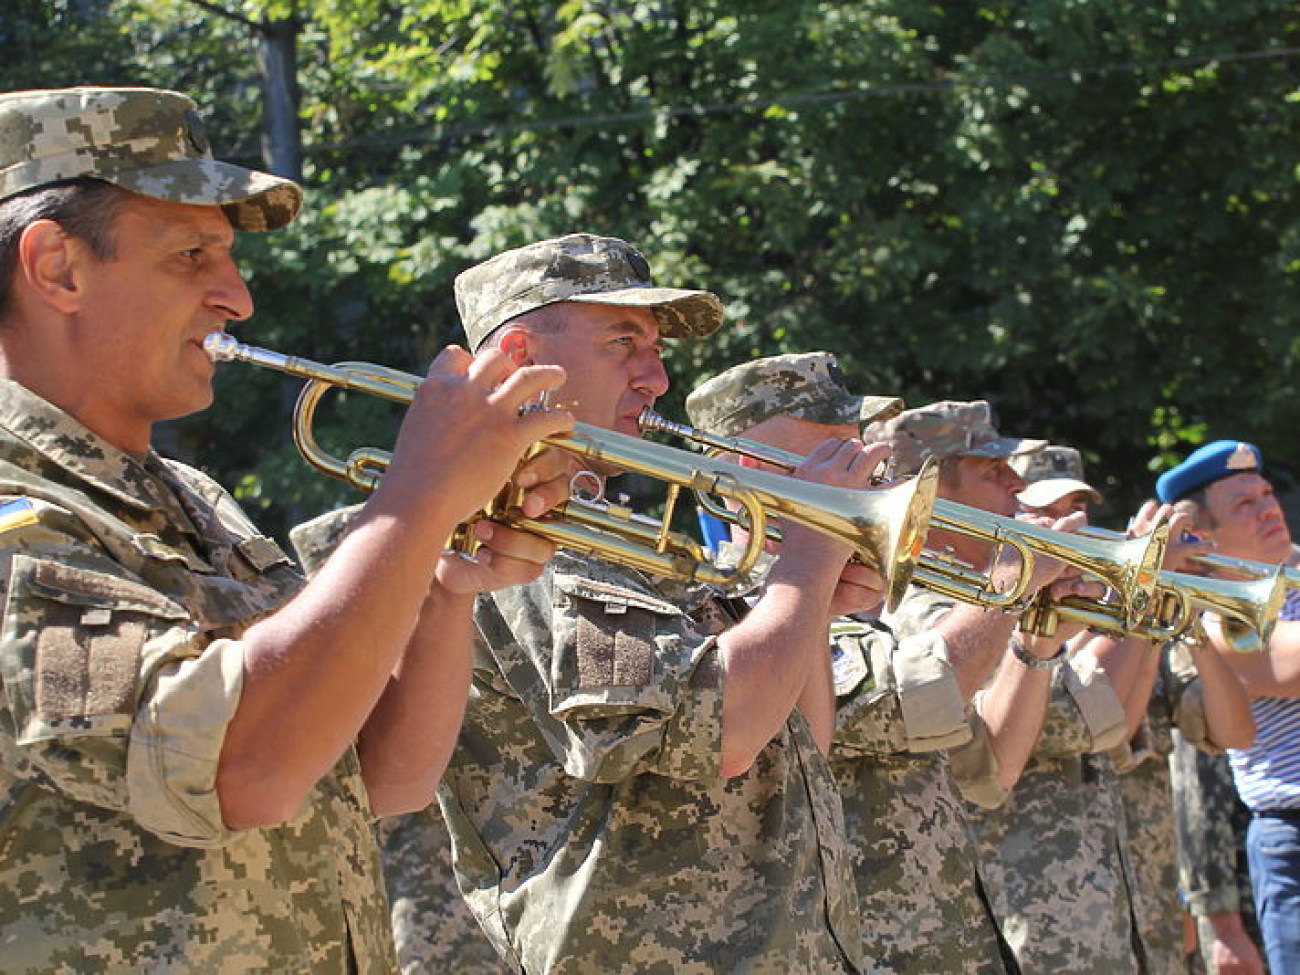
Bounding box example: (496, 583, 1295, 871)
(829, 611, 1012, 974)
(965, 646, 1133, 975)
(1170, 620, 1279, 974)
(437, 550, 863, 974)
(1109, 641, 1221, 975)
(291, 505, 511, 975)
(1171, 732, 1262, 972)
(0, 382, 396, 973)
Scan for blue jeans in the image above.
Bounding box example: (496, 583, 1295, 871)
(1248, 815, 1300, 973)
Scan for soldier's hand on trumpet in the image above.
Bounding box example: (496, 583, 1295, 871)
(1129, 499, 1212, 575)
(778, 438, 893, 614)
(829, 560, 888, 619)
(369, 345, 575, 594)
(435, 444, 576, 594)
(996, 509, 1090, 597)
(380, 345, 574, 526)
(1005, 510, 1110, 648)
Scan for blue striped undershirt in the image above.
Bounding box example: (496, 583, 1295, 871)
(1229, 588, 1300, 812)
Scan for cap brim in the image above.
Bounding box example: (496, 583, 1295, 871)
(1017, 478, 1103, 509)
(859, 394, 904, 426)
(963, 436, 1048, 459)
(110, 158, 302, 231)
(566, 286, 724, 339)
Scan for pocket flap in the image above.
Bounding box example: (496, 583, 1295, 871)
(26, 558, 189, 620)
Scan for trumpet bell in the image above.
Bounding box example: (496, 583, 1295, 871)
(1153, 566, 1288, 652)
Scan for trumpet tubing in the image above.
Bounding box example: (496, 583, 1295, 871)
(1150, 567, 1286, 651)
(1187, 552, 1300, 591)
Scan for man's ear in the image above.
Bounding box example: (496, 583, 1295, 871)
(17, 220, 83, 315)
(496, 326, 534, 366)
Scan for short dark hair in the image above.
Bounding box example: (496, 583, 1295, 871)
(479, 302, 570, 349)
(0, 179, 131, 323)
(937, 454, 966, 491)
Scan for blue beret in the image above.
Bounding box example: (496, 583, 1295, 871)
(1156, 440, 1263, 503)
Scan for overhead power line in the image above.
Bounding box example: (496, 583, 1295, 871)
(282, 43, 1299, 159)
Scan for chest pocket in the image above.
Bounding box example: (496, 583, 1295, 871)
(1, 554, 191, 744)
(553, 576, 684, 704)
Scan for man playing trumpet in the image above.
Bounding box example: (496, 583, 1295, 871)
(1007, 446, 1255, 975)
(412, 233, 909, 973)
(684, 364, 1100, 974)
(0, 86, 573, 971)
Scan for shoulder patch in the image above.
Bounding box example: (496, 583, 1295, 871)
(831, 634, 872, 698)
(0, 498, 39, 536)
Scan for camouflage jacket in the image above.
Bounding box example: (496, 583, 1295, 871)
(830, 614, 1010, 975)
(437, 550, 863, 974)
(1172, 736, 1253, 918)
(967, 646, 1134, 975)
(879, 585, 1011, 808)
(292, 505, 510, 975)
(0, 382, 396, 974)
(1109, 642, 1210, 975)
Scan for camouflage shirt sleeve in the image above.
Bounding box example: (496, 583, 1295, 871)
(880, 585, 958, 641)
(1171, 732, 1246, 916)
(1109, 716, 1157, 774)
(1029, 652, 1128, 757)
(1159, 637, 1223, 754)
(950, 706, 1007, 808)
(288, 503, 364, 576)
(474, 555, 724, 783)
(832, 619, 971, 756)
(0, 501, 248, 847)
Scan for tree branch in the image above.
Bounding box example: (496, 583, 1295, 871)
(185, 0, 259, 32)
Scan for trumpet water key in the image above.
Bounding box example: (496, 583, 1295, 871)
(204, 335, 939, 604)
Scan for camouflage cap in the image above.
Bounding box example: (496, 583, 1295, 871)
(0, 87, 302, 232)
(1012, 445, 1103, 509)
(863, 399, 1046, 476)
(684, 352, 903, 438)
(454, 233, 724, 351)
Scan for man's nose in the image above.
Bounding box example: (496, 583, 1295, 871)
(208, 256, 254, 321)
(632, 349, 670, 398)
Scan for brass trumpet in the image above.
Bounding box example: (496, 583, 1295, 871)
(1153, 550, 1296, 650)
(640, 410, 1167, 615)
(1020, 563, 1286, 650)
(918, 508, 1167, 619)
(204, 335, 938, 603)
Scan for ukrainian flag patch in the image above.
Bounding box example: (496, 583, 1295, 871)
(0, 498, 38, 536)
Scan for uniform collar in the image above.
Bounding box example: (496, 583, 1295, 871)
(0, 379, 186, 516)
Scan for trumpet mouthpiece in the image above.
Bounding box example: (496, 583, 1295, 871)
(203, 332, 240, 362)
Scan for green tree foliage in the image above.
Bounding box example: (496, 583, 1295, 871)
(2, 0, 1296, 535)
